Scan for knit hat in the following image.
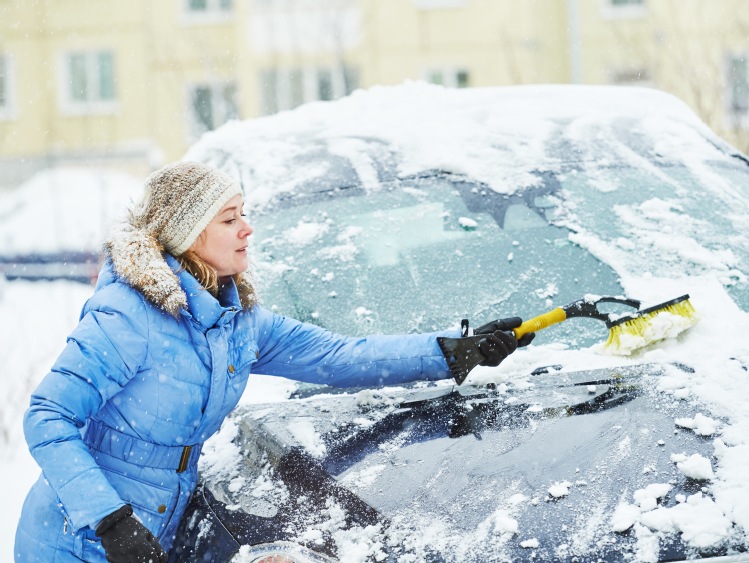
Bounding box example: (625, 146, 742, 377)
(103, 161, 257, 316)
(133, 161, 243, 256)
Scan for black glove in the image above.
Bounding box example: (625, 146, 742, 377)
(95, 505, 168, 563)
(438, 316, 534, 385)
(475, 329, 518, 366)
(475, 316, 536, 348)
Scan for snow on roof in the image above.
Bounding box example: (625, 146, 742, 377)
(185, 82, 730, 208)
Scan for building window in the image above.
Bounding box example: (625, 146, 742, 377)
(317, 68, 334, 101)
(259, 65, 359, 115)
(0, 54, 15, 120)
(188, 82, 239, 138)
(426, 68, 470, 88)
(728, 55, 749, 121)
(61, 51, 117, 114)
(611, 68, 651, 87)
(187, 0, 232, 12)
(602, 0, 646, 18)
(183, 0, 232, 22)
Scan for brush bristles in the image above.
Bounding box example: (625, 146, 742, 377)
(605, 299, 698, 355)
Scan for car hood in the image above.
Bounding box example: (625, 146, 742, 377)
(206, 363, 742, 562)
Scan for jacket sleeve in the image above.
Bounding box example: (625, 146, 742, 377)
(23, 284, 150, 532)
(251, 305, 459, 387)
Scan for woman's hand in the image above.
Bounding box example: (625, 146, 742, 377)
(474, 316, 536, 348)
(96, 505, 168, 563)
(476, 329, 519, 366)
(438, 316, 535, 384)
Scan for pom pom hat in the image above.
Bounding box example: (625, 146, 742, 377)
(104, 161, 256, 316)
(134, 161, 243, 256)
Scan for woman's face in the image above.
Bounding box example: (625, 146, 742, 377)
(189, 194, 253, 279)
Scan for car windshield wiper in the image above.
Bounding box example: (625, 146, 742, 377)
(321, 373, 642, 476)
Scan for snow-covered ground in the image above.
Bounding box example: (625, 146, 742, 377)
(0, 167, 144, 255)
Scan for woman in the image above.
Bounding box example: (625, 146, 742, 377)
(14, 161, 527, 562)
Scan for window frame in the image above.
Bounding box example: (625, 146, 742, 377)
(58, 50, 118, 116)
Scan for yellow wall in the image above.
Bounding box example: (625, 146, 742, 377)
(1, 0, 748, 187)
(0, 0, 242, 176)
(361, 1, 570, 86)
(573, 0, 749, 150)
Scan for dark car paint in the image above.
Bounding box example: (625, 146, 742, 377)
(170, 363, 738, 562)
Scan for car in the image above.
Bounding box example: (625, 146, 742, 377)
(168, 83, 749, 562)
(0, 167, 143, 283)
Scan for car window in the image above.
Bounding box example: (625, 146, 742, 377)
(253, 175, 624, 347)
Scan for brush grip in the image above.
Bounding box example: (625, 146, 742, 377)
(514, 308, 567, 339)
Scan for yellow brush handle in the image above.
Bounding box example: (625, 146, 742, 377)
(514, 308, 567, 339)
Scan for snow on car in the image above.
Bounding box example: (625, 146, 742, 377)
(167, 82, 749, 562)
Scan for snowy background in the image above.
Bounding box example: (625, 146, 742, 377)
(3, 84, 749, 561)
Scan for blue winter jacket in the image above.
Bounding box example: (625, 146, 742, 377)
(15, 256, 455, 561)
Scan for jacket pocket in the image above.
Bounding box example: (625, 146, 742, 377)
(75, 526, 106, 561)
(99, 466, 178, 538)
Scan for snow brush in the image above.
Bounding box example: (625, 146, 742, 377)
(513, 294, 698, 356)
(439, 295, 697, 385)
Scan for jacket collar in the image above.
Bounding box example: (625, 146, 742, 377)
(103, 221, 256, 317)
(169, 255, 242, 329)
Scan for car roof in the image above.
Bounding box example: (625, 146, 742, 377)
(185, 83, 746, 211)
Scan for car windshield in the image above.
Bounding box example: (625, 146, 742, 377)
(253, 174, 621, 348)
(251, 155, 749, 349)
(555, 159, 749, 306)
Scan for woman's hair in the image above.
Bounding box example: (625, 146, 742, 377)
(176, 249, 242, 298)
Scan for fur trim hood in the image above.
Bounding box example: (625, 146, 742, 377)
(103, 222, 257, 317)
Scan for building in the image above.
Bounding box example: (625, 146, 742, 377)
(0, 0, 747, 188)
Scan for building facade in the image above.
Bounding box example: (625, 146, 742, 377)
(0, 0, 747, 187)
